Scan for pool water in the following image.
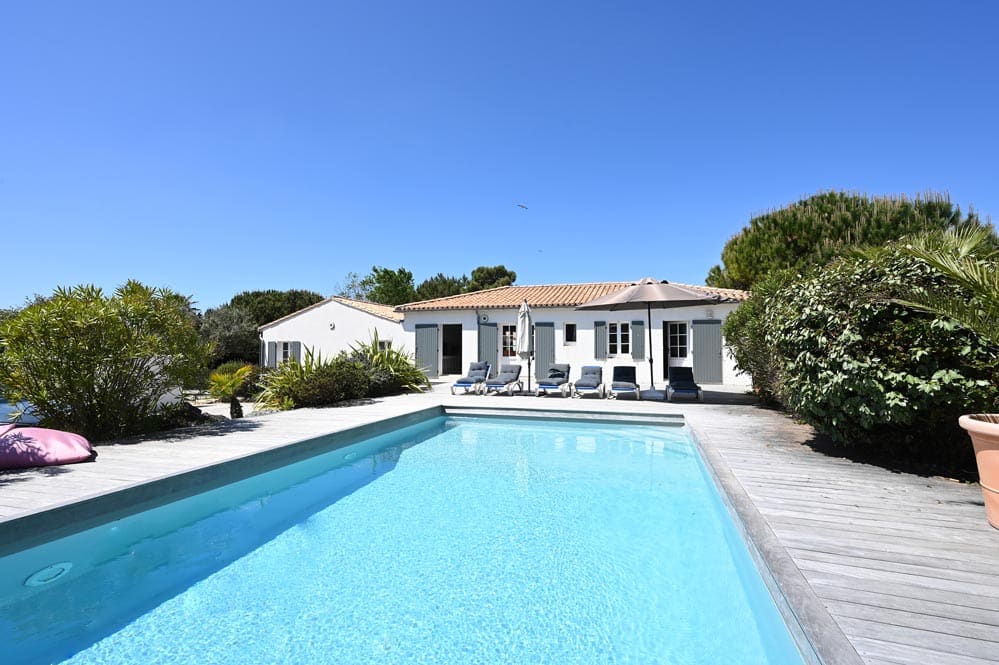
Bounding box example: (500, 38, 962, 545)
(0, 416, 806, 664)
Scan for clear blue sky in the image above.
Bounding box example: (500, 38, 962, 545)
(2, 1, 996, 310)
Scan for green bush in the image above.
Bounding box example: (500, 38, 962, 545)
(0, 281, 209, 441)
(765, 249, 999, 472)
(720, 271, 791, 402)
(255, 350, 369, 409)
(290, 359, 369, 407)
(347, 332, 430, 397)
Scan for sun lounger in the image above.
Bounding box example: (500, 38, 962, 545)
(535, 363, 571, 397)
(667, 366, 703, 402)
(451, 362, 491, 395)
(482, 364, 523, 396)
(572, 365, 604, 398)
(609, 366, 640, 400)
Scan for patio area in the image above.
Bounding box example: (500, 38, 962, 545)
(1, 383, 997, 665)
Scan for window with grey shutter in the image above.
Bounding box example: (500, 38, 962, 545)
(631, 320, 645, 360)
(594, 321, 607, 360)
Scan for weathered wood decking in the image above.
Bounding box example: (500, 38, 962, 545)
(2, 386, 997, 664)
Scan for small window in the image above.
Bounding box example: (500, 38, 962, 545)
(378, 340, 393, 351)
(501, 324, 517, 357)
(608, 322, 630, 355)
(668, 322, 688, 358)
(564, 323, 577, 344)
(280, 341, 294, 363)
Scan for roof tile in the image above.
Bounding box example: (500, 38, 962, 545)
(396, 281, 748, 311)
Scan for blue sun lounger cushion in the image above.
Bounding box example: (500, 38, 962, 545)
(451, 362, 491, 395)
(536, 363, 571, 397)
(609, 366, 640, 400)
(483, 364, 523, 396)
(572, 365, 604, 398)
(667, 366, 703, 402)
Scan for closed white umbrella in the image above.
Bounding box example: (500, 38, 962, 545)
(516, 299, 534, 393)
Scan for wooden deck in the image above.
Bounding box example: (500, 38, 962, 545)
(2, 386, 997, 664)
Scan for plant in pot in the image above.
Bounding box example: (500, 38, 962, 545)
(208, 364, 254, 419)
(899, 225, 999, 526)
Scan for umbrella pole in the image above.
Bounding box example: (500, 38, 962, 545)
(647, 303, 655, 391)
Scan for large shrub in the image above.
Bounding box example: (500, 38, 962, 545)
(706, 191, 977, 290)
(720, 271, 791, 401)
(765, 249, 999, 472)
(0, 281, 209, 441)
(255, 350, 369, 409)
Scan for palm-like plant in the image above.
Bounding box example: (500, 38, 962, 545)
(897, 225, 999, 345)
(208, 364, 253, 418)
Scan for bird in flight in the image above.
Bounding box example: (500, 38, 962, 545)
(515, 203, 528, 210)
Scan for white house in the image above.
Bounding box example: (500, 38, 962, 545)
(258, 296, 410, 367)
(395, 280, 750, 388)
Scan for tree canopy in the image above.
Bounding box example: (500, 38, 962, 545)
(415, 273, 469, 301)
(706, 191, 978, 290)
(468, 265, 517, 292)
(228, 289, 325, 327)
(200, 304, 260, 366)
(365, 266, 418, 306)
(338, 264, 518, 304)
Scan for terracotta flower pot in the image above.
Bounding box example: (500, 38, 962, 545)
(960, 414, 999, 529)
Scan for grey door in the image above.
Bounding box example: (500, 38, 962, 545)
(415, 324, 439, 378)
(692, 319, 723, 384)
(534, 322, 555, 379)
(478, 322, 497, 377)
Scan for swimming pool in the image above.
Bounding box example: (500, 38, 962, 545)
(0, 415, 808, 664)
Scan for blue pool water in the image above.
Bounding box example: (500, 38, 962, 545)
(0, 416, 806, 664)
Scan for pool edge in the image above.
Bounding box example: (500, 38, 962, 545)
(685, 418, 865, 665)
(0, 406, 446, 557)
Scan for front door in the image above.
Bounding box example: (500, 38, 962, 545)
(441, 324, 462, 375)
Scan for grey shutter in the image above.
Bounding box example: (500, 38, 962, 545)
(415, 324, 439, 378)
(692, 319, 723, 384)
(259, 340, 265, 366)
(631, 320, 645, 360)
(266, 342, 277, 368)
(478, 322, 498, 377)
(291, 341, 302, 362)
(534, 322, 555, 379)
(594, 321, 607, 360)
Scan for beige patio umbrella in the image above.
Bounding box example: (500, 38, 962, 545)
(576, 278, 721, 390)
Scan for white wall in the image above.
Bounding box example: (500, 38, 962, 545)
(260, 300, 410, 365)
(401, 303, 751, 387)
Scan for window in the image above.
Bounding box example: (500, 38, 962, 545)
(608, 322, 630, 355)
(280, 341, 294, 363)
(564, 323, 577, 344)
(668, 322, 688, 358)
(378, 339, 393, 351)
(501, 324, 517, 357)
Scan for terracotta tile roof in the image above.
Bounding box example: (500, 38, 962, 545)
(395, 281, 748, 312)
(331, 297, 404, 322)
(259, 296, 403, 330)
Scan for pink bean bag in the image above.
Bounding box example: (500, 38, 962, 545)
(0, 424, 95, 470)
